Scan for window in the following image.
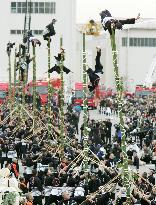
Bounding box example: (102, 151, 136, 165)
(38, 30, 43, 35)
(0, 91, 7, 99)
(21, 2, 26, 13)
(17, 30, 21, 34)
(39, 2, 44, 13)
(137, 38, 141, 47)
(133, 38, 137, 46)
(10, 30, 16, 34)
(50, 2, 56, 13)
(29, 86, 48, 95)
(129, 38, 133, 46)
(141, 38, 144, 47)
(11, 2, 16, 13)
(10, 29, 43, 35)
(28, 2, 33, 13)
(17, 2, 22, 13)
(11, 2, 56, 14)
(45, 2, 50, 13)
(122, 37, 127, 47)
(75, 90, 84, 98)
(33, 30, 39, 35)
(122, 37, 156, 47)
(153, 38, 156, 47)
(144, 38, 148, 46)
(34, 2, 38, 13)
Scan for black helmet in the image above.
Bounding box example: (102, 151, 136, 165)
(99, 10, 112, 19)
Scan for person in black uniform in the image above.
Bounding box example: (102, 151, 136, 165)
(1, 140, 7, 168)
(148, 170, 155, 185)
(29, 169, 43, 205)
(100, 9, 140, 35)
(16, 52, 34, 81)
(24, 153, 34, 184)
(7, 140, 16, 163)
(43, 19, 57, 41)
(6, 42, 15, 56)
(44, 169, 55, 205)
(105, 119, 112, 144)
(48, 48, 71, 75)
(88, 174, 101, 193)
(87, 47, 103, 92)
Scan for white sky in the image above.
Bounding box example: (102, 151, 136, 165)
(76, 0, 156, 23)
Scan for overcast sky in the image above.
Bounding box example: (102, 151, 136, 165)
(76, 0, 156, 23)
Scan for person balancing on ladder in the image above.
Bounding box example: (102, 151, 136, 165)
(100, 9, 140, 35)
(87, 46, 104, 92)
(47, 48, 72, 75)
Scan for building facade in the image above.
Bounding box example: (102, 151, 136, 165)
(0, 0, 77, 91)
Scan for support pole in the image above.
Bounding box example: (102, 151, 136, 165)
(15, 44, 22, 120)
(32, 46, 36, 133)
(82, 33, 89, 182)
(110, 29, 131, 203)
(22, 63, 26, 107)
(18, 44, 22, 103)
(8, 48, 12, 113)
(59, 36, 65, 152)
(13, 48, 17, 105)
(47, 37, 52, 139)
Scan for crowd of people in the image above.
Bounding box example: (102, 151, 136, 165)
(0, 93, 155, 205)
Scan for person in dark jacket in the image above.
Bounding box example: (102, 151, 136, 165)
(48, 48, 71, 75)
(43, 19, 57, 41)
(87, 47, 103, 92)
(29, 169, 43, 205)
(148, 170, 155, 185)
(100, 9, 140, 35)
(133, 151, 139, 170)
(88, 174, 101, 193)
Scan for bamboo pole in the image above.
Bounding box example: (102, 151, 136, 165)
(47, 37, 52, 139)
(18, 44, 22, 105)
(59, 36, 65, 152)
(82, 33, 89, 182)
(8, 45, 12, 114)
(32, 46, 36, 134)
(110, 28, 131, 204)
(13, 48, 17, 105)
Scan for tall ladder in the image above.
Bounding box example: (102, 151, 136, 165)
(23, 0, 31, 46)
(23, 0, 32, 82)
